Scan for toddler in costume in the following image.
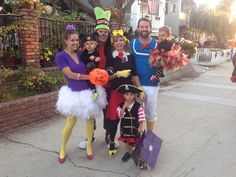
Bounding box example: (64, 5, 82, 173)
(150, 26, 173, 82)
(81, 32, 101, 100)
(116, 84, 145, 162)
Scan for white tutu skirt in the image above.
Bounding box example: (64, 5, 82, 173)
(56, 86, 107, 120)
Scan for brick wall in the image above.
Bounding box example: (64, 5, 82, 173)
(18, 8, 40, 68)
(0, 91, 58, 134)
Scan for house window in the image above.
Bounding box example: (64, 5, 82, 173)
(172, 4, 176, 13)
(157, 4, 159, 16)
(181, 1, 184, 12)
(165, 2, 168, 14)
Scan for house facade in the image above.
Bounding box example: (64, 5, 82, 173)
(164, 0, 196, 37)
(129, 0, 166, 36)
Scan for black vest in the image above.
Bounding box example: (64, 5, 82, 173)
(119, 101, 140, 138)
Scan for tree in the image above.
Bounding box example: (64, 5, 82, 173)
(218, 0, 235, 12)
(42, 0, 135, 27)
(189, 7, 234, 43)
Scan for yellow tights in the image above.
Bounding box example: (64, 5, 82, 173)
(59, 116, 77, 159)
(86, 118, 94, 156)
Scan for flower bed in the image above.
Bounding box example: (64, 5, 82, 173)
(0, 91, 58, 134)
(0, 67, 64, 134)
(0, 67, 65, 103)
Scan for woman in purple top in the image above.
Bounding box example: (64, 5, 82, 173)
(56, 25, 107, 163)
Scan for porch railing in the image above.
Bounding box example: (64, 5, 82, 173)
(0, 14, 23, 68)
(1, 15, 96, 69)
(39, 17, 96, 52)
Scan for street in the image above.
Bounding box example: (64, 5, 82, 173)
(0, 62, 236, 177)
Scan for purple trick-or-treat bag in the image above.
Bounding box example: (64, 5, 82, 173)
(132, 131, 162, 169)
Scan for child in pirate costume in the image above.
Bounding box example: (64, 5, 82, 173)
(80, 32, 101, 100)
(116, 84, 145, 162)
(106, 29, 141, 156)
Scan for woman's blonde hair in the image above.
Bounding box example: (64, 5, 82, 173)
(112, 35, 130, 52)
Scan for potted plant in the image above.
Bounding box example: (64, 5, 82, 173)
(40, 47, 57, 68)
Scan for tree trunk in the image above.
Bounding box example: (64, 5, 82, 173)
(71, 0, 95, 18)
(71, 0, 135, 28)
(88, 0, 103, 8)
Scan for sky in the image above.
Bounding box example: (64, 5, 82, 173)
(194, 0, 221, 8)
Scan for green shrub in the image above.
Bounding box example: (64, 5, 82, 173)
(17, 67, 66, 93)
(19, 70, 56, 93)
(174, 38, 197, 57)
(0, 67, 65, 102)
(0, 67, 14, 84)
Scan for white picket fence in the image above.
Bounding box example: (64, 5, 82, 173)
(190, 48, 235, 66)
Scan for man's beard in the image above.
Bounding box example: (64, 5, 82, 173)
(140, 31, 150, 38)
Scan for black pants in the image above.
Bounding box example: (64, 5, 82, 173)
(103, 88, 111, 131)
(232, 54, 236, 76)
(107, 119, 120, 143)
(232, 68, 236, 76)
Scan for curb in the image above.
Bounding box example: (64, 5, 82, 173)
(160, 64, 203, 83)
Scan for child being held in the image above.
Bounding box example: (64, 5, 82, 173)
(80, 32, 101, 100)
(116, 84, 145, 162)
(150, 26, 173, 82)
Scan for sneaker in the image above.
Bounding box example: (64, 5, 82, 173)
(78, 136, 96, 150)
(108, 142, 117, 156)
(107, 140, 119, 149)
(121, 152, 131, 162)
(138, 160, 148, 170)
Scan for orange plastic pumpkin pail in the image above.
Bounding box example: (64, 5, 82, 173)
(89, 68, 109, 86)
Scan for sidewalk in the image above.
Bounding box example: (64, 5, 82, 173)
(0, 64, 203, 177)
(1, 62, 234, 177)
(0, 115, 147, 177)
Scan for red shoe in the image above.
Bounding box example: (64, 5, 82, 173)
(58, 156, 65, 164)
(87, 153, 94, 160)
(231, 76, 236, 82)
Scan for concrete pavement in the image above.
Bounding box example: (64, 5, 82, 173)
(0, 61, 235, 177)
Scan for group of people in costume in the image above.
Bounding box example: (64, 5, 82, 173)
(55, 6, 189, 164)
